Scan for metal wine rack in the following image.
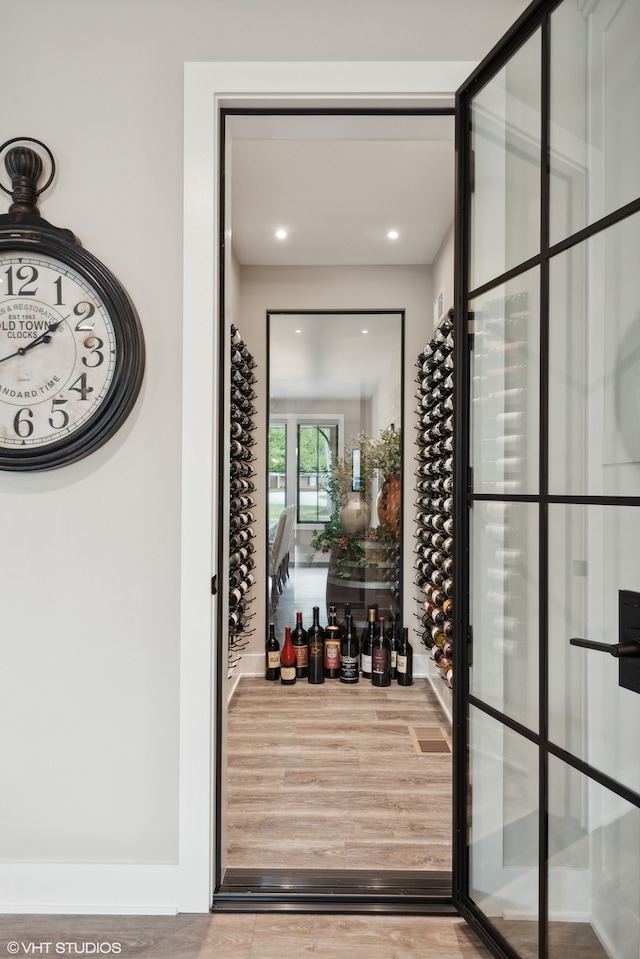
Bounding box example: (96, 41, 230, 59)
(414, 308, 455, 689)
(228, 324, 258, 672)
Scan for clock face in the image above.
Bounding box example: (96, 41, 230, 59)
(0, 252, 116, 449)
(0, 238, 144, 470)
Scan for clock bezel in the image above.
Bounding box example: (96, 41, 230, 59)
(0, 224, 145, 471)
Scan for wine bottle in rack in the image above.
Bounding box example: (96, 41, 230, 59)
(280, 627, 296, 685)
(265, 624, 280, 681)
(307, 606, 325, 685)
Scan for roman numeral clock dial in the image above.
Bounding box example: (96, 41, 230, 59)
(0, 138, 144, 470)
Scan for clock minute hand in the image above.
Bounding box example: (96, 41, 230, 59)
(0, 346, 22, 364)
(0, 321, 63, 364)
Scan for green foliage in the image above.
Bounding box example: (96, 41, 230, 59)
(369, 426, 402, 475)
(328, 427, 402, 502)
(298, 424, 335, 474)
(306, 426, 402, 576)
(268, 425, 286, 474)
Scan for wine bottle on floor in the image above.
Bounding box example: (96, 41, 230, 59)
(307, 605, 325, 684)
(324, 603, 342, 679)
(280, 626, 296, 685)
(396, 628, 413, 686)
(340, 602, 352, 632)
(339, 611, 359, 684)
(371, 615, 391, 687)
(386, 616, 399, 680)
(291, 611, 309, 679)
(360, 605, 377, 679)
(265, 623, 280, 681)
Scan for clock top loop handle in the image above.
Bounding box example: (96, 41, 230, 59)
(0, 137, 56, 213)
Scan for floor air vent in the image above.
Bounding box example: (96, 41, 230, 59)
(409, 725, 451, 755)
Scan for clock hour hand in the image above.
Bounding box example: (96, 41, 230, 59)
(0, 321, 62, 363)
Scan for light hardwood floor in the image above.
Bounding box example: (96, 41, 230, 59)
(226, 673, 452, 871)
(0, 914, 493, 959)
(0, 911, 611, 958)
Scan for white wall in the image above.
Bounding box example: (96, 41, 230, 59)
(432, 221, 455, 323)
(0, 0, 529, 914)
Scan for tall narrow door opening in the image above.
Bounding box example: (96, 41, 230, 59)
(214, 107, 457, 909)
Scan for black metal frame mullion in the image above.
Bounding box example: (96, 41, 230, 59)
(453, 3, 559, 957)
(452, 78, 471, 909)
(452, 62, 526, 959)
(538, 10, 551, 959)
(214, 103, 229, 894)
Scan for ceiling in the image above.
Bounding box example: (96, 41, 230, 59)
(228, 113, 456, 267)
(227, 113, 455, 399)
(268, 311, 403, 402)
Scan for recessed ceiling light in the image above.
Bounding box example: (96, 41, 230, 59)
(362, 329, 368, 334)
(387, 230, 399, 240)
(275, 229, 288, 240)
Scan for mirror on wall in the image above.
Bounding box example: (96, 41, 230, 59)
(267, 309, 403, 634)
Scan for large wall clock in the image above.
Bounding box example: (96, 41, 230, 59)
(0, 137, 145, 471)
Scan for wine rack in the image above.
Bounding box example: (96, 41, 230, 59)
(414, 308, 454, 689)
(228, 324, 258, 672)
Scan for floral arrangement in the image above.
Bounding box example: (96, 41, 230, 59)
(328, 430, 375, 502)
(305, 426, 402, 576)
(324, 426, 401, 504)
(307, 514, 397, 578)
(369, 425, 402, 476)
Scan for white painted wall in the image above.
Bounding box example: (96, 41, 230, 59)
(432, 221, 455, 324)
(0, 0, 529, 914)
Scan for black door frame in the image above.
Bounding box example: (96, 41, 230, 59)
(213, 106, 457, 912)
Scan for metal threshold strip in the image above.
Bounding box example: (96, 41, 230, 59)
(212, 868, 456, 914)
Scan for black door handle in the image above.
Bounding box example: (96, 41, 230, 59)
(570, 636, 640, 658)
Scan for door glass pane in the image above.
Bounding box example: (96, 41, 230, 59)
(470, 28, 541, 291)
(548, 503, 640, 796)
(469, 706, 539, 955)
(470, 501, 539, 732)
(550, 0, 640, 246)
(470, 268, 540, 496)
(549, 211, 640, 497)
(549, 756, 640, 959)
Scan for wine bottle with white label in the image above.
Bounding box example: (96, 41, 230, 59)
(280, 626, 296, 685)
(339, 612, 360, 684)
(265, 623, 280, 681)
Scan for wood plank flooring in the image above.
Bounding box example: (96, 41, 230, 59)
(0, 911, 614, 958)
(0, 913, 494, 959)
(226, 674, 452, 871)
